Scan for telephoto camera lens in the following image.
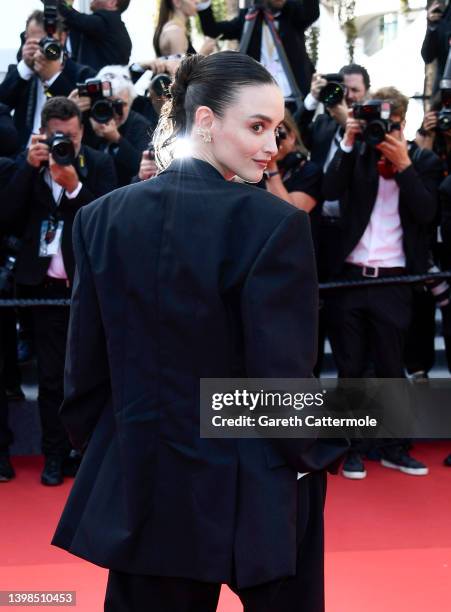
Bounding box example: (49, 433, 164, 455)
(91, 99, 115, 124)
(438, 109, 451, 132)
(39, 37, 62, 61)
(49, 133, 76, 166)
(362, 121, 388, 146)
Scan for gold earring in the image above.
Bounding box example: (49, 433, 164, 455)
(196, 127, 212, 143)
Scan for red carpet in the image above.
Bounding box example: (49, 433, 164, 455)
(1, 443, 450, 611)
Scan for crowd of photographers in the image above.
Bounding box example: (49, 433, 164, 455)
(1, 0, 451, 484)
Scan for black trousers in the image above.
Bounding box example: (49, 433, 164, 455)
(2, 306, 21, 389)
(18, 281, 71, 457)
(325, 275, 412, 378)
(404, 288, 436, 375)
(325, 270, 413, 454)
(104, 472, 326, 612)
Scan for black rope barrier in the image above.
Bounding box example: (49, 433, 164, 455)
(1, 271, 451, 307)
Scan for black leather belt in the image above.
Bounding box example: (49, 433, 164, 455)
(344, 263, 406, 278)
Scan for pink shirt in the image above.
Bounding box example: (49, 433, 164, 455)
(346, 176, 406, 268)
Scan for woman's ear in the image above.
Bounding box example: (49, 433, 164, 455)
(194, 105, 214, 130)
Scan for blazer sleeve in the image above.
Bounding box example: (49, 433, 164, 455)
(295, 104, 317, 152)
(0, 65, 29, 109)
(63, 152, 117, 213)
(289, 0, 320, 30)
(421, 24, 440, 64)
(57, 4, 108, 38)
(395, 149, 442, 225)
(241, 209, 348, 472)
(59, 208, 111, 451)
(0, 155, 36, 226)
(113, 115, 152, 180)
(242, 210, 318, 378)
(197, 5, 243, 40)
(322, 145, 356, 202)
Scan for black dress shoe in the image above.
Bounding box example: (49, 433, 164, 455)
(41, 456, 64, 486)
(0, 455, 15, 482)
(444, 453, 451, 467)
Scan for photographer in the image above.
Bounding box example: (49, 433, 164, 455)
(0, 9, 95, 150)
(71, 65, 153, 186)
(197, 0, 320, 98)
(297, 65, 370, 277)
(421, 0, 451, 96)
(322, 87, 442, 479)
(57, 0, 132, 72)
(3, 97, 116, 486)
(264, 108, 321, 212)
(295, 65, 370, 376)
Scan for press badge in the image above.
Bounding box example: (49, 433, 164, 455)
(39, 220, 64, 257)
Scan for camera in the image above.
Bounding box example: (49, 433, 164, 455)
(318, 73, 345, 108)
(39, 0, 62, 61)
(352, 100, 400, 146)
(41, 132, 76, 166)
(77, 78, 124, 124)
(437, 88, 451, 132)
(0, 236, 22, 294)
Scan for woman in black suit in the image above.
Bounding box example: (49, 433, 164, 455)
(53, 52, 346, 612)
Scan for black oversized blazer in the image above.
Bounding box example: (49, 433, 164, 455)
(52, 158, 347, 588)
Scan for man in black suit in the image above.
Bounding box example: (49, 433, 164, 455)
(297, 64, 370, 280)
(322, 86, 443, 479)
(295, 64, 370, 375)
(73, 65, 152, 186)
(57, 0, 132, 72)
(421, 0, 451, 96)
(0, 9, 95, 151)
(4, 97, 116, 485)
(197, 0, 319, 98)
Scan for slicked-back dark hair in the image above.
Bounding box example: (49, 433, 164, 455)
(154, 51, 277, 168)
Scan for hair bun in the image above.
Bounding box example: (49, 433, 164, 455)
(170, 54, 204, 113)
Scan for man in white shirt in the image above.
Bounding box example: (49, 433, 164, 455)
(322, 87, 443, 479)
